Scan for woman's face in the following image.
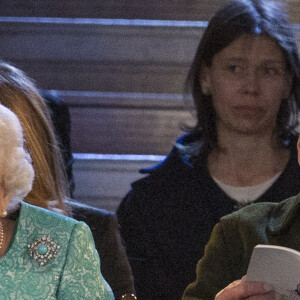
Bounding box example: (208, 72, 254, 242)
(201, 34, 292, 135)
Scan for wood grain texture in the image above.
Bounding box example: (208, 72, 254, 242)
(62, 92, 195, 155)
(1, 0, 299, 23)
(1, 20, 299, 94)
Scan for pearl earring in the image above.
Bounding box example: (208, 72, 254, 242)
(0, 210, 7, 218)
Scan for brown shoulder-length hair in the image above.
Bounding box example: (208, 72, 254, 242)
(0, 61, 69, 215)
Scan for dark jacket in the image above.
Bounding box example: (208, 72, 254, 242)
(117, 132, 300, 300)
(182, 193, 300, 299)
(71, 201, 135, 300)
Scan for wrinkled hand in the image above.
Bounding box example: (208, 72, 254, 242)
(215, 276, 283, 299)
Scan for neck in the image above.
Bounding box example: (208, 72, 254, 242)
(217, 125, 279, 160)
(207, 124, 289, 186)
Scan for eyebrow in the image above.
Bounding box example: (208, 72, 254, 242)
(223, 57, 284, 63)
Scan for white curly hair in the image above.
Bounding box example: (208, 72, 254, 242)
(0, 104, 34, 201)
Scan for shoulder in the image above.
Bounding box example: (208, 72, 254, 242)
(17, 202, 95, 271)
(139, 131, 205, 176)
(119, 132, 207, 212)
(68, 201, 118, 245)
(70, 200, 114, 228)
(20, 201, 83, 234)
(220, 194, 300, 232)
(218, 202, 275, 238)
(132, 150, 204, 192)
(70, 200, 113, 221)
(222, 201, 277, 222)
(21, 201, 76, 221)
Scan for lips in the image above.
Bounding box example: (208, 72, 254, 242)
(233, 106, 264, 118)
(233, 106, 264, 113)
(234, 106, 263, 111)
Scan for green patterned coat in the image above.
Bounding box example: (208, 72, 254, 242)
(0, 201, 114, 299)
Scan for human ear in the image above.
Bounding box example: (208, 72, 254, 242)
(200, 66, 212, 96)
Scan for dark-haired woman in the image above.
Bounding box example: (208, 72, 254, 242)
(117, 0, 300, 299)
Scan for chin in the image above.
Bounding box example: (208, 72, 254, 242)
(230, 124, 272, 135)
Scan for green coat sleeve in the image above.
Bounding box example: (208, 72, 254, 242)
(57, 222, 115, 300)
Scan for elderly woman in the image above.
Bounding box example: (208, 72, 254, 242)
(0, 61, 135, 300)
(0, 104, 114, 299)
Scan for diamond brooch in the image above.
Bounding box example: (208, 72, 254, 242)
(29, 236, 60, 266)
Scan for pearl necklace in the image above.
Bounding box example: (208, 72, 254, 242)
(0, 219, 4, 250)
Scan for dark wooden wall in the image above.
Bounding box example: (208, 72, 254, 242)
(0, 0, 299, 155)
(1, 0, 300, 23)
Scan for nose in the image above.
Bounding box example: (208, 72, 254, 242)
(242, 70, 260, 95)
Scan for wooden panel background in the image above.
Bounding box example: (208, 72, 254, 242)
(1, 0, 299, 23)
(0, 0, 299, 155)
